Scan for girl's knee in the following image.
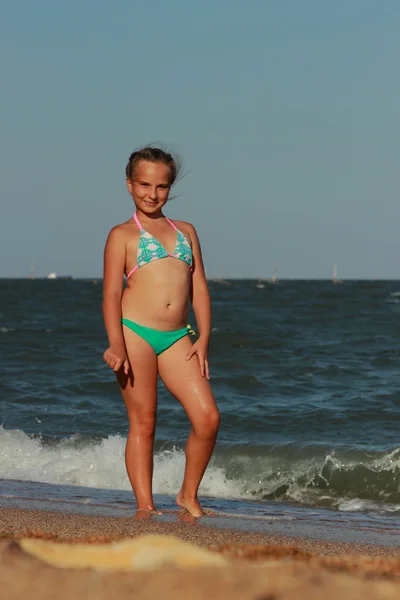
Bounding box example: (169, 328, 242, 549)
(128, 412, 156, 438)
(194, 406, 220, 439)
(209, 407, 220, 432)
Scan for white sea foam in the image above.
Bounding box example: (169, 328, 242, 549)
(338, 498, 400, 514)
(0, 426, 239, 498)
(1, 426, 399, 513)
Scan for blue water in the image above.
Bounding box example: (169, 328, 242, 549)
(1, 278, 400, 531)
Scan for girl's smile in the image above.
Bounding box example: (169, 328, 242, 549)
(127, 161, 171, 213)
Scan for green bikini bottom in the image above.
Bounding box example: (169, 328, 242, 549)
(122, 318, 190, 355)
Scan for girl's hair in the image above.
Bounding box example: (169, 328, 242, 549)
(125, 147, 180, 186)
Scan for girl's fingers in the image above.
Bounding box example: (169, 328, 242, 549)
(186, 347, 196, 360)
(205, 359, 210, 380)
(104, 352, 113, 367)
(104, 350, 129, 373)
(198, 354, 205, 376)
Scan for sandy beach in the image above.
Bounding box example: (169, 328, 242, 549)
(1, 506, 400, 599)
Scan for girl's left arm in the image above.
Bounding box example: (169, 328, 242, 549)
(186, 225, 212, 378)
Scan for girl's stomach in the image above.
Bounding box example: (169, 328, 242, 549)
(121, 259, 191, 331)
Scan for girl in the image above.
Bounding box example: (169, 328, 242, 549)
(102, 147, 219, 517)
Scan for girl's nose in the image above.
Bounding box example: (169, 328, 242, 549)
(148, 188, 157, 200)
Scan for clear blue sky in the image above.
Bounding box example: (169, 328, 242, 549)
(1, 0, 400, 279)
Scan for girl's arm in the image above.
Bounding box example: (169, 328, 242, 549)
(102, 226, 129, 374)
(186, 225, 212, 378)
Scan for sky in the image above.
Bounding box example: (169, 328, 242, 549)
(1, 0, 400, 279)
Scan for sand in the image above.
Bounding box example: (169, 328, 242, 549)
(1, 506, 400, 599)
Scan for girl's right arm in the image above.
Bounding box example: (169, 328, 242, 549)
(102, 226, 130, 374)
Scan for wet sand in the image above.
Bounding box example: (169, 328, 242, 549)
(1, 506, 400, 599)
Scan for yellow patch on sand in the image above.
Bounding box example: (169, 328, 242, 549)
(19, 534, 228, 572)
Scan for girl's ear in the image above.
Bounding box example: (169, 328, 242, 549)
(126, 178, 133, 194)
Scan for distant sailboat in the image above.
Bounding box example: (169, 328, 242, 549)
(28, 264, 35, 280)
(256, 278, 266, 289)
(212, 263, 230, 285)
(332, 264, 343, 285)
(268, 265, 279, 285)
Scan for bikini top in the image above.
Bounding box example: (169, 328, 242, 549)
(126, 213, 193, 278)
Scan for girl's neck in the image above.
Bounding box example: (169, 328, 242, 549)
(135, 208, 165, 222)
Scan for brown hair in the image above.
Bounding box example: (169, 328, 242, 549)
(125, 147, 179, 186)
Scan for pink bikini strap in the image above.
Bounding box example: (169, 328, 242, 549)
(165, 217, 178, 231)
(133, 213, 143, 229)
(126, 265, 138, 278)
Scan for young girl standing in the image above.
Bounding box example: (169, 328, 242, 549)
(102, 147, 219, 517)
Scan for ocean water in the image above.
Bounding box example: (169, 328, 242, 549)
(1, 278, 400, 533)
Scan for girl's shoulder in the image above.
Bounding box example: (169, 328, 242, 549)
(107, 218, 139, 240)
(170, 219, 197, 239)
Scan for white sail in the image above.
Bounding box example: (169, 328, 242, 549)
(333, 264, 337, 281)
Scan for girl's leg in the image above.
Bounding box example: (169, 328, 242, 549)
(118, 326, 158, 511)
(158, 336, 220, 517)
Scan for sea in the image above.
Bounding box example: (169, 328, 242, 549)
(1, 279, 400, 542)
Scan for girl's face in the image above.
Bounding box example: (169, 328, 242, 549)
(127, 160, 171, 214)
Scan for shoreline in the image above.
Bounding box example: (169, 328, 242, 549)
(1, 506, 399, 559)
(1, 486, 399, 549)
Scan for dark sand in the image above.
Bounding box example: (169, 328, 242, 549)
(1, 507, 400, 599)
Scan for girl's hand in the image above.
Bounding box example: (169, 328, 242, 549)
(186, 337, 210, 379)
(103, 344, 130, 374)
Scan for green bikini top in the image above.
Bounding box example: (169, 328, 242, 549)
(127, 213, 193, 278)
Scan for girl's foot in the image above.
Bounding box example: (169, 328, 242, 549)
(177, 512, 198, 524)
(134, 507, 162, 519)
(176, 491, 204, 518)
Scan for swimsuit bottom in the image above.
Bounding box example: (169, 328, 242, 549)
(122, 318, 190, 355)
